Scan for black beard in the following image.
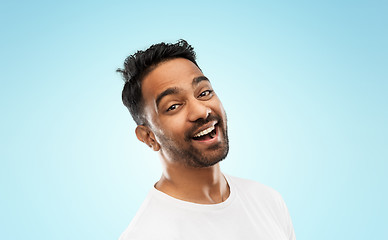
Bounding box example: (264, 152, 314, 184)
(159, 114, 229, 168)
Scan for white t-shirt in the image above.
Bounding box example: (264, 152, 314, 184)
(119, 175, 296, 240)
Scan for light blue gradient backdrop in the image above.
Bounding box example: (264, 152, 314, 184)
(1, 1, 387, 239)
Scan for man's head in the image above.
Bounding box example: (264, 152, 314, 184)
(117, 40, 229, 167)
(117, 40, 198, 126)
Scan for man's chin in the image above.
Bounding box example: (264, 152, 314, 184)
(189, 145, 229, 168)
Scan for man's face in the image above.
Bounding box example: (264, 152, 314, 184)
(140, 58, 229, 168)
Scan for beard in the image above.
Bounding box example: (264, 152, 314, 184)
(157, 114, 229, 168)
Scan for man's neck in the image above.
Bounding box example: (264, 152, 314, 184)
(154, 162, 230, 204)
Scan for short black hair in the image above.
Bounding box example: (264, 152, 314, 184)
(117, 39, 199, 125)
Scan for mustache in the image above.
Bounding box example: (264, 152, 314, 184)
(184, 114, 221, 140)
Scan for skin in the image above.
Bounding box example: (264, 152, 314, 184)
(135, 58, 230, 204)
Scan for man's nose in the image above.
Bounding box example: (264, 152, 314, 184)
(187, 99, 211, 122)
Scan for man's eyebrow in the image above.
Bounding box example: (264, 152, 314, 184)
(192, 76, 210, 86)
(155, 87, 181, 108)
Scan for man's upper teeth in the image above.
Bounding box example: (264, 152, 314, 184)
(194, 126, 215, 138)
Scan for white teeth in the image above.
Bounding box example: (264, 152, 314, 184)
(193, 126, 215, 138)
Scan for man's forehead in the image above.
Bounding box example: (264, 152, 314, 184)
(142, 58, 206, 96)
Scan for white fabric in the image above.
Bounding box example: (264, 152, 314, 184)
(119, 175, 296, 240)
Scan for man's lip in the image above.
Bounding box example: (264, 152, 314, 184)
(192, 124, 220, 143)
(192, 121, 218, 138)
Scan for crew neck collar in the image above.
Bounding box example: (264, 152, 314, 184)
(151, 174, 236, 211)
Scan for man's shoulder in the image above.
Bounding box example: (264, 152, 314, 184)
(227, 175, 296, 240)
(226, 174, 283, 204)
(227, 174, 280, 195)
(119, 185, 202, 240)
(118, 190, 177, 240)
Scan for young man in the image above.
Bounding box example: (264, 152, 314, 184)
(117, 40, 296, 240)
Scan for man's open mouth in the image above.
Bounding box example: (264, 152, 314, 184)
(192, 124, 217, 141)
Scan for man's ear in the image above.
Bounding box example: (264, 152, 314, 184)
(135, 125, 161, 151)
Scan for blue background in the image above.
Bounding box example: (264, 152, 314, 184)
(1, 1, 387, 239)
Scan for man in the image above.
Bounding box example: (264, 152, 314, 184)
(117, 40, 296, 240)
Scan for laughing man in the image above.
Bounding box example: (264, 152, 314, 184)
(117, 40, 296, 240)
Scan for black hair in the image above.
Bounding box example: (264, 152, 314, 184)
(117, 39, 199, 125)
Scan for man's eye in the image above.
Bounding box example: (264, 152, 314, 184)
(199, 90, 213, 98)
(167, 104, 179, 112)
